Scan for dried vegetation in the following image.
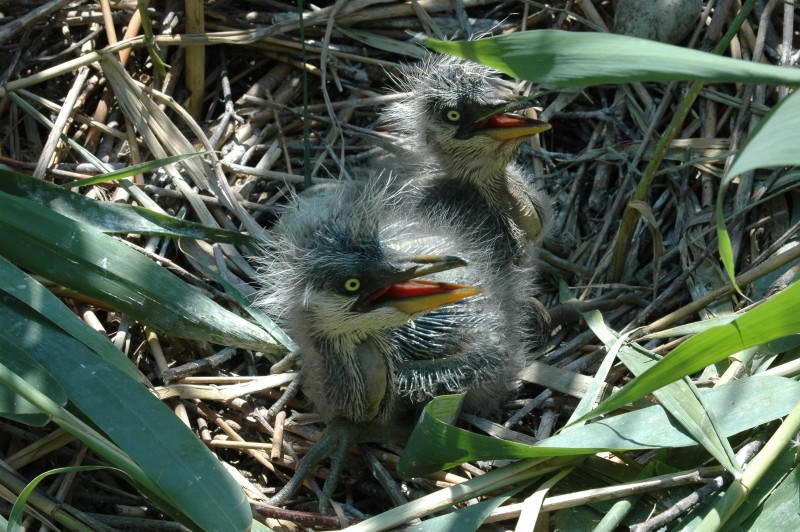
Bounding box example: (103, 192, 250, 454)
(0, 0, 798, 531)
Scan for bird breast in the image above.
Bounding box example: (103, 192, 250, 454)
(353, 340, 389, 422)
(303, 334, 396, 425)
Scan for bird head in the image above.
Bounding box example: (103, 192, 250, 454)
(385, 55, 551, 179)
(298, 250, 480, 339)
(254, 181, 482, 343)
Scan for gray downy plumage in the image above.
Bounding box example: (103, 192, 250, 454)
(381, 54, 553, 354)
(252, 179, 525, 509)
(382, 53, 552, 267)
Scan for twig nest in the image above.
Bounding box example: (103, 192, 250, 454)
(613, 0, 703, 44)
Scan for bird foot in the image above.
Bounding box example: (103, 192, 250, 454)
(267, 421, 362, 514)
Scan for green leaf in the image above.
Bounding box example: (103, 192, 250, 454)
(0, 254, 143, 382)
(250, 519, 274, 532)
(722, 443, 798, 530)
(61, 153, 204, 188)
(0, 351, 192, 529)
(342, 29, 428, 59)
(727, 89, 800, 178)
(0, 168, 251, 245)
(423, 30, 800, 87)
(577, 280, 800, 424)
(8, 466, 115, 532)
(398, 376, 800, 477)
(0, 191, 277, 351)
(716, 218, 744, 296)
(405, 483, 528, 531)
(0, 296, 251, 532)
(640, 315, 739, 339)
(715, 88, 800, 288)
(696, 400, 800, 531)
(738, 463, 800, 531)
(567, 320, 626, 425)
(583, 311, 737, 472)
(183, 241, 297, 351)
(0, 335, 64, 426)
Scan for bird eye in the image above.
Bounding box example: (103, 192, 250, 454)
(445, 110, 461, 123)
(343, 278, 361, 292)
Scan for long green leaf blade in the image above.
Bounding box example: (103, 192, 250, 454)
(583, 311, 737, 471)
(0, 296, 252, 532)
(0, 169, 251, 244)
(715, 88, 800, 287)
(727, 88, 800, 178)
(423, 30, 800, 87)
(8, 466, 114, 532)
(576, 280, 800, 424)
(0, 191, 277, 351)
(397, 376, 800, 477)
(0, 335, 64, 426)
(61, 153, 204, 189)
(0, 255, 143, 382)
(405, 484, 527, 531)
(0, 344, 191, 528)
(737, 463, 800, 530)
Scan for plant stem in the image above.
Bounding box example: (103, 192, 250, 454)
(609, 0, 757, 281)
(696, 400, 800, 531)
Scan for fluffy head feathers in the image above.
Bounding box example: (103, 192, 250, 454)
(382, 55, 530, 184)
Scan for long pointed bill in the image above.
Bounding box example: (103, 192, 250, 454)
(460, 97, 551, 141)
(478, 113, 551, 141)
(384, 280, 481, 314)
(355, 255, 481, 313)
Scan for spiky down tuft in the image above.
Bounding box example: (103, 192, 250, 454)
(383, 54, 501, 152)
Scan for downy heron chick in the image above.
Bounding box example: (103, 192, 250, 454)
(383, 54, 553, 268)
(255, 181, 520, 510)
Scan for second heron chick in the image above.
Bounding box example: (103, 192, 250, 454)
(383, 54, 553, 268)
(255, 181, 523, 511)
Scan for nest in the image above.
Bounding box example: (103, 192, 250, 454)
(0, 1, 798, 530)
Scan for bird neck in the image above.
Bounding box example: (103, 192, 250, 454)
(309, 327, 395, 362)
(432, 149, 513, 191)
(424, 160, 543, 258)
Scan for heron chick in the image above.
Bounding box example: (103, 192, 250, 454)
(383, 54, 553, 268)
(255, 181, 520, 511)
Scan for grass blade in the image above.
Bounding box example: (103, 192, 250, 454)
(639, 315, 739, 339)
(8, 466, 114, 532)
(576, 280, 800, 424)
(0, 255, 143, 382)
(422, 29, 800, 87)
(583, 311, 738, 471)
(0, 295, 252, 531)
(715, 87, 800, 288)
(0, 191, 277, 351)
(61, 152, 204, 188)
(0, 168, 251, 245)
(696, 400, 800, 531)
(397, 376, 799, 477)
(405, 484, 528, 531)
(0, 334, 64, 426)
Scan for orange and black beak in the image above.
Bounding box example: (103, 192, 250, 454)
(456, 97, 551, 141)
(353, 255, 481, 314)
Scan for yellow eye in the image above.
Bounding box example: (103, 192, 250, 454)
(445, 110, 461, 122)
(344, 278, 361, 292)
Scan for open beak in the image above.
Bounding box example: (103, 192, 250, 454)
(459, 97, 551, 141)
(354, 255, 481, 314)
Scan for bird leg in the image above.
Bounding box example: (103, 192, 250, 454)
(267, 427, 337, 507)
(268, 420, 363, 512)
(319, 422, 357, 514)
